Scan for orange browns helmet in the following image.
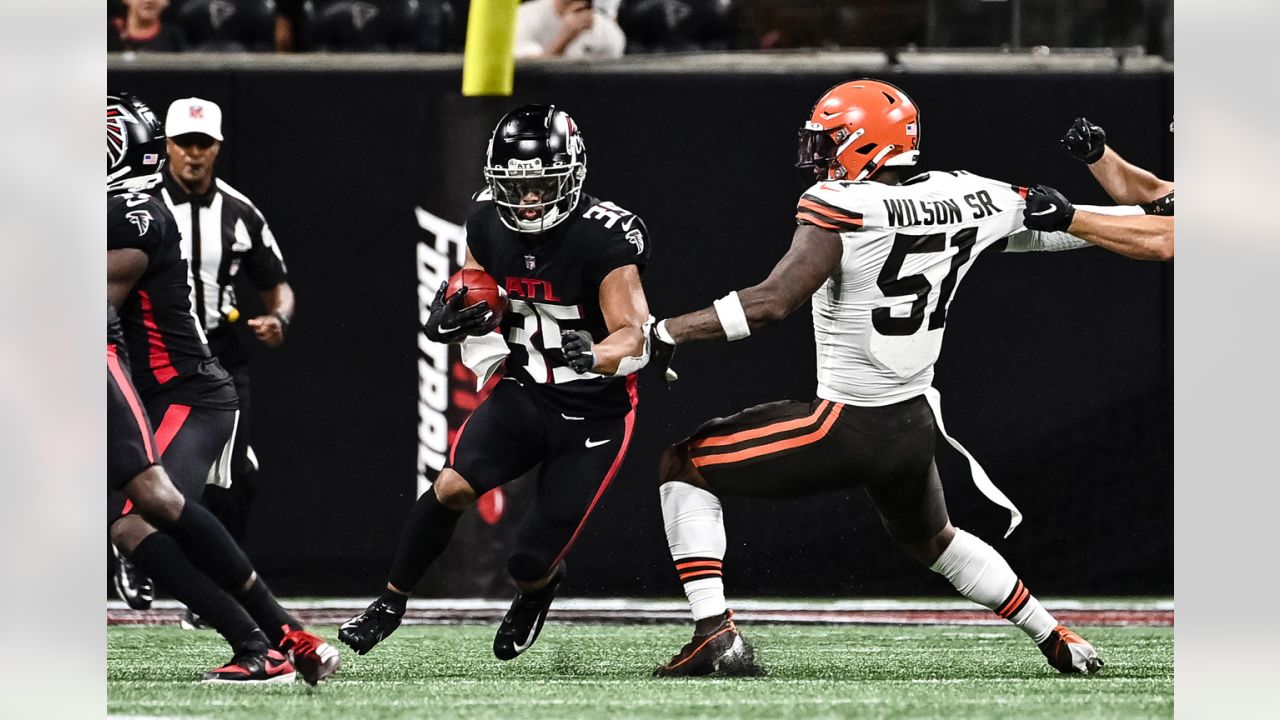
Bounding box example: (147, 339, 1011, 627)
(796, 79, 920, 182)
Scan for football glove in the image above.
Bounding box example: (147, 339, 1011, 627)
(1022, 185, 1077, 233)
(561, 330, 596, 374)
(423, 282, 494, 343)
(1061, 117, 1107, 164)
(649, 320, 678, 385)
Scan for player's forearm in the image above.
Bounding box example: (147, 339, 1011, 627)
(589, 325, 646, 375)
(1088, 148, 1174, 205)
(665, 284, 792, 344)
(1068, 211, 1174, 262)
(260, 282, 295, 323)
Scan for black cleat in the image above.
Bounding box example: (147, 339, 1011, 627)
(654, 610, 760, 677)
(339, 598, 405, 656)
(493, 564, 564, 661)
(202, 647, 296, 684)
(111, 543, 153, 610)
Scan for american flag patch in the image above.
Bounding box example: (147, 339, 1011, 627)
(905, 123, 918, 136)
(143, 153, 159, 164)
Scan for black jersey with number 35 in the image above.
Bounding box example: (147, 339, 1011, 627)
(465, 193, 651, 417)
(108, 192, 237, 409)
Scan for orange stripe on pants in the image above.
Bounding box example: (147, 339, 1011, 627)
(692, 401, 830, 450)
(692, 404, 844, 468)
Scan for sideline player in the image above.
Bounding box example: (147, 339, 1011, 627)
(340, 105, 653, 660)
(1022, 117, 1173, 261)
(647, 80, 1104, 677)
(107, 92, 339, 683)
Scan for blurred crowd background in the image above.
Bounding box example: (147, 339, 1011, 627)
(108, 0, 1174, 58)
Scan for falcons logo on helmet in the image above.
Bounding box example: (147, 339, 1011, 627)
(107, 104, 131, 171)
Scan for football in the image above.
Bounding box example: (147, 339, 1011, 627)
(446, 268, 508, 318)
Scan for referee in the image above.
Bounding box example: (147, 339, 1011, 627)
(159, 97, 295, 570)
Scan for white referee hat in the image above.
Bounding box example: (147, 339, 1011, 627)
(165, 97, 223, 141)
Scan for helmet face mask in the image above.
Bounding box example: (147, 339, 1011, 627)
(795, 79, 920, 183)
(107, 93, 166, 194)
(797, 127, 839, 180)
(484, 105, 586, 233)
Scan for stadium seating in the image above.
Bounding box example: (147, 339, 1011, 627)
(299, 0, 457, 52)
(175, 0, 277, 52)
(617, 0, 741, 53)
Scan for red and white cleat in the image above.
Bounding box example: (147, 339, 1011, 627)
(202, 648, 296, 684)
(280, 629, 342, 685)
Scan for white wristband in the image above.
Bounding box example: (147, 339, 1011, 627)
(655, 319, 675, 345)
(713, 291, 751, 341)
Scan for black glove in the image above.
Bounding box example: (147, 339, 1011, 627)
(1022, 185, 1077, 232)
(1061, 117, 1107, 164)
(561, 329, 596, 374)
(649, 320, 678, 385)
(422, 282, 494, 343)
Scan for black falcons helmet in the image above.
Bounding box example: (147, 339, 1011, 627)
(484, 104, 587, 233)
(107, 93, 166, 194)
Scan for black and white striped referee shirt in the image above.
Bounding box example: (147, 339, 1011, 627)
(160, 171, 288, 370)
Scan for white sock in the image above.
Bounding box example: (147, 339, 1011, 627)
(930, 528, 1058, 643)
(660, 481, 727, 622)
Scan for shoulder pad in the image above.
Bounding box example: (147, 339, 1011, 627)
(108, 192, 172, 248)
(796, 181, 869, 232)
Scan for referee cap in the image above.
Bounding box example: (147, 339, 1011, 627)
(165, 97, 223, 141)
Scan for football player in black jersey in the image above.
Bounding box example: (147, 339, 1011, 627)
(107, 93, 339, 684)
(1022, 117, 1174, 261)
(341, 105, 654, 661)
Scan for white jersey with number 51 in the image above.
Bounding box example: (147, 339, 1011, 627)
(798, 170, 1035, 406)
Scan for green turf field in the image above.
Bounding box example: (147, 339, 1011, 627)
(108, 623, 1172, 719)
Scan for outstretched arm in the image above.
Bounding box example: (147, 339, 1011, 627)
(663, 224, 843, 344)
(1068, 210, 1174, 262)
(1087, 147, 1176, 206)
(1061, 118, 1173, 205)
(1023, 185, 1174, 261)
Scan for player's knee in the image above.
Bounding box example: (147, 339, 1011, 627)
(507, 552, 554, 586)
(126, 465, 185, 526)
(433, 470, 478, 511)
(109, 513, 155, 555)
(899, 523, 956, 566)
(658, 443, 711, 491)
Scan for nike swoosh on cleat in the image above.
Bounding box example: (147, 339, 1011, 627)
(585, 438, 612, 448)
(1030, 204, 1058, 216)
(561, 413, 585, 421)
(512, 627, 538, 654)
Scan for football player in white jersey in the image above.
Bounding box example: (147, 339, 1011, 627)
(1022, 117, 1174, 261)
(646, 79, 1104, 678)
